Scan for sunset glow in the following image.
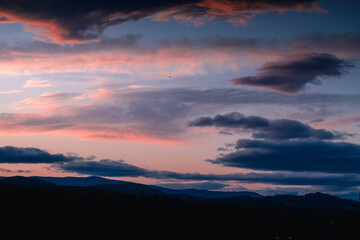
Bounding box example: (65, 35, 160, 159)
(0, 0, 359, 198)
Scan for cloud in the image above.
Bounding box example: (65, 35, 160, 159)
(217, 147, 228, 151)
(55, 157, 360, 190)
(230, 53, 354, 93)
(219, 130, 233, 135)
(0, 87, 359, 142)
(0, 90, 21, 94)
(117, 87, 360, 107)
(1, 145, 359, 190)
(0, 35, 273, 75)
(23, 79, 52, 88)
(292, 32, 360, 58)
(208, 139, 360, 174)
(0, 146, 81, 163)
(155, 0, 324, 26)
(13, 92, 83, 112)
(58, 159, 148, 177)
(0, 168, 30, 173)
(1, 33, 358, 76)
(0, 0, 323, 42)
(189, 112, 343, 140)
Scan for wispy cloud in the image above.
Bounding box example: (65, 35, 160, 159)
(0, 90, 21, 94)
(0, 33, 358, 77)
(23, 79, 52, 88)
(0, 87, 359, 142)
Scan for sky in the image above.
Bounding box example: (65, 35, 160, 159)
(0, 0, 360, 197)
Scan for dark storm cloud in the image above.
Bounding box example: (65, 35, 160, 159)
(0, 0, 323, 42)
(189, 112, 342, 140)
(230, 53, 354, 93)
(208, 139, 360, 174)
(0, 146, 81, 163)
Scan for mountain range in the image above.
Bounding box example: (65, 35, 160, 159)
(1, 176, 360, 239)
(0, 175, 263, 199)
(1, 176, 359, 210)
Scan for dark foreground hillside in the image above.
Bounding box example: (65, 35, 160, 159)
(1, 180, 360, 240)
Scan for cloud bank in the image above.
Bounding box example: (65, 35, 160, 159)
(191, 112, 360, 177)
(189, 112, 345, 140)
(55, 155, 360, 190)
(208, 139, 360, 174)
(1, 145, 360, 191)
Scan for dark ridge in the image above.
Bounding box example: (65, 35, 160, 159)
(0, 176, 57, 187)
(91, 182, 166, 197)
(31, 176, 262, 198)
(0, 178, 360, 239)
(151, 185, 263, 199)
(33, 176, 123, 186)
(221, 192, 360, 211)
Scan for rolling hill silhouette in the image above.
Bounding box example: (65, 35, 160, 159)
(33, 176, 263, 198)
(1, 176, 360, 239)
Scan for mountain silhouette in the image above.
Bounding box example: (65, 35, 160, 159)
(34, 176, 123, 186)
(0, 176, 57, 187)
(32, 176, 262, 198)
(1, 176, 360, 239)
(152, 185, 262, 198)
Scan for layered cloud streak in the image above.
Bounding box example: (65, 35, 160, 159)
(0, 0, 323, 42)
(2, 145, 360, 191)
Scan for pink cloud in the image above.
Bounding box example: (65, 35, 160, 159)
(1, 86, 359, 144)
(0, 38, 282, 75)
(23, 79, 52, 88)
(0, 112, 183, 145)
(156, 0, 325, 26)
(0, 90, 21, 94)
(0, 87, 189, 144)
(0, 1, 324, 43)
